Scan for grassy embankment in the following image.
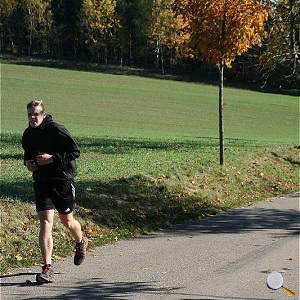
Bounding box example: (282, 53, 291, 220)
(0, 62, 299, 274)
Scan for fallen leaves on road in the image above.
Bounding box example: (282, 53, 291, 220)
(52, 255, 62, 261)
(143, 267, 152, 272)
(280, 267, 291, 273)
(282, 286, 296, 297)
(260, 269, 272, 274)
(143, 264, 152, 272)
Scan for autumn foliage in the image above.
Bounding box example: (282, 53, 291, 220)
(148, 0, 188, 51)
(79, 0, 120, 60)
(259, 0, 300, 78)
(172, 0, 270, 165)
(1, 0, 296, 89)
(172, 0, 270, 67)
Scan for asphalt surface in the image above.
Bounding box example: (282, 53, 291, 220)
(1, 193, 299, 300)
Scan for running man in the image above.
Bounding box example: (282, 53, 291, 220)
(22, 100, 88, 283)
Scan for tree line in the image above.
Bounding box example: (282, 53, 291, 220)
(0, 0, 299, 89)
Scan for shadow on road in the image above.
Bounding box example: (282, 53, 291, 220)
(156, 198, 300, 236)
(4, 277, 271, 300)
(0, 273, 38, 279)
(135, 194, 299, 240)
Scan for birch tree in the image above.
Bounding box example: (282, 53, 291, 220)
(259, 0, 299, 88)
(79, 0, 120, 63)
(148, 0, 188, 74)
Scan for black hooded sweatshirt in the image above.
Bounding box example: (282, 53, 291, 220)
(22, 114, 80, 182)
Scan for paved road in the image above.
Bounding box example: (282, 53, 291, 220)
(1, 193, 299, 300)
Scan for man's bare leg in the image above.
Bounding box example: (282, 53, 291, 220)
(59, 212, 88, 265)
(59, 212, 82, 242)
(38, 209, 54, 265)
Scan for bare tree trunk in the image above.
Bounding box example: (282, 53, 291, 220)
(96, 49, 100, 62)
(289, 0, 297, 74)
(114, 47, 117, 64)
(105, 47, 108, 64)
(155, 36, 160, 69)
(289, 0, 295, 54)
(0, 32, 3, 52)
(170, 48, 173, 74)
(219, 59, 225, 166)
(28, 6, 33, 55)
(120, 47, 123, 67)
(129, 31, 133, 65)
(11, 39, 14, 52)
(218, 0, 227, 166)
(161, 44, 165, 75)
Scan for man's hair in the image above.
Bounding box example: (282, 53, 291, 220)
(27, 100, 45, 112)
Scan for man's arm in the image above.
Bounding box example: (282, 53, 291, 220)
(22, 131, 39, 172)
(48, 124, 80, 168)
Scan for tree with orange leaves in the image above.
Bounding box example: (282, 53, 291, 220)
(173, 0, 269, 165)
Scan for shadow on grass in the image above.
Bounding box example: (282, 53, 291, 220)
(75, 175, 220, 230)
(1, 177, 298, 237)
(0, 171, 220, 229)
(1, 133, 297, 235)
(76, 135, 268, 153)
(0, 180, 35, 202)
(2, 132, 297, 236)
(76, 178, 300, 236)
(0, 153, 23, 160)
(1, 132, 268, 159)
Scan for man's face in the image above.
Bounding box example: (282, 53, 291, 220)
(27, 106, 45, 128)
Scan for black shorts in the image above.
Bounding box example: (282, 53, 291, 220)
(34, 180, 76, 214)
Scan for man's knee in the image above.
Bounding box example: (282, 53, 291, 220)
(38, 210, 54, 228)
(63, 220, 73, 229)
(60, 215, 75, 229)
(39, 218, 53, 229)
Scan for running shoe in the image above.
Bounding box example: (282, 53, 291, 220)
(74, 235, 88, 265)
(36, 264, 54, 283)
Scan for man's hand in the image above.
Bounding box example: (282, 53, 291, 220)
(25, 160, 38, 172)
(36, 153, 54, 165)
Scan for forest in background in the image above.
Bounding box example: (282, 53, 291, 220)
(0, 0, 299, 90)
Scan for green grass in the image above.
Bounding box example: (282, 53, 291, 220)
(1, 63, 299, 143)
(1, 133, 299, 274)
(0, 62, 299, 274)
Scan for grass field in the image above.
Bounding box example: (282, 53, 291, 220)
(0, 62, 299, 274)
(1, 63, 299, 143)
